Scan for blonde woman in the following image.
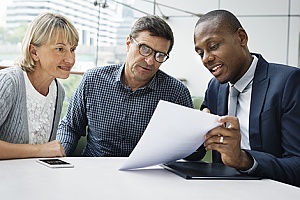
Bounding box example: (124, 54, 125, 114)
(0, 12, 79, 159)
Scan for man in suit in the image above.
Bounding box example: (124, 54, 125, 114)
(190, 9, 300, 187)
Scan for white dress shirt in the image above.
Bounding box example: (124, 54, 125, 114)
(229, 55, 258, 150)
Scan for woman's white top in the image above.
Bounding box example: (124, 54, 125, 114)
(23, 71, 57, 144)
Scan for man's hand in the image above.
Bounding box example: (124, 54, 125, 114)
(204, 116, 253, 170)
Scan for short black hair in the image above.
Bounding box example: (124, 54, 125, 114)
(195, 9, 242, 33)
(130, 15, 174, 54)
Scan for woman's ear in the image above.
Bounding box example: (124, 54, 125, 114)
(29, 44, 39, 61)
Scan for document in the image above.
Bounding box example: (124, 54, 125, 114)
(119, 100, 221, 170)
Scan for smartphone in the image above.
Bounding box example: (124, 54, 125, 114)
(36, 158, 74, 168)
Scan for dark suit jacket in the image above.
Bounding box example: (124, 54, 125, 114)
(191, 53, 300, 187)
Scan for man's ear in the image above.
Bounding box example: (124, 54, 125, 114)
(125, 36, 131, 52)
(29, 44, 39, 61)
(237, 28, 248, 47)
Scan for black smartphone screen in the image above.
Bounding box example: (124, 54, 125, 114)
(37, 159, 74, 168)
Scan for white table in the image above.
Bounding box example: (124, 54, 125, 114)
(0, 157, 299, 200)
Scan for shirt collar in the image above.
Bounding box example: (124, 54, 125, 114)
(230, 55, 258, 93)
(114, 63, 124, 83)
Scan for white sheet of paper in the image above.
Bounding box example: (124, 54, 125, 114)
(119, 100, 221, 170)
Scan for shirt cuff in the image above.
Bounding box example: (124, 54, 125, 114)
(239, 156, 258, 174)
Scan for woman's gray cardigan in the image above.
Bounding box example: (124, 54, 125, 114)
(0, 66, 64, 143)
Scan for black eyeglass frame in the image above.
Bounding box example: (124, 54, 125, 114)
(130, 37, 169, 63)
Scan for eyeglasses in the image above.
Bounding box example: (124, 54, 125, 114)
(131, 37, 169, 63)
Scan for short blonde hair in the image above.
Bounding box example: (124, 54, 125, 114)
(17, 12, 79, 71)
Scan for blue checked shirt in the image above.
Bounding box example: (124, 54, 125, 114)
(57, 63, 193, 156)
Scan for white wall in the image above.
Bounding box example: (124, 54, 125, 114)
(132, 0, 300, 97)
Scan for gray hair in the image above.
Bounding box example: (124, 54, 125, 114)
(130, 15, 174, 54)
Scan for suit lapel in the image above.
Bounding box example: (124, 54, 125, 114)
(217, 84, 229, 116)
(249, 54, 269, 151)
